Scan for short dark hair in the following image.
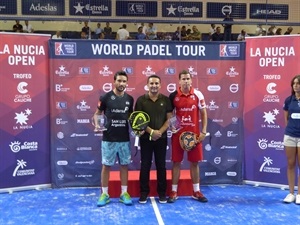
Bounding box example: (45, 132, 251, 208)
(147, 74, 161, 83)
(114, 70, 128, 81)
(179, 70, 190, 79)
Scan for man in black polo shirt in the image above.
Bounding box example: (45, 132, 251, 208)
(135, 75, 173, 204)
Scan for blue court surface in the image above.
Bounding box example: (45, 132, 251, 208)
(1, 185, 299, 225)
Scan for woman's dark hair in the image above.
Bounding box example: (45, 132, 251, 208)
(290, 75, 300, 95)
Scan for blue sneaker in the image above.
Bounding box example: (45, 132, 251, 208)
(97, 193, 110, 207)
(119, 192, 133, 205)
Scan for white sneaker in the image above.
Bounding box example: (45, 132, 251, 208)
(296, 194, 300, 204)
(283, 193, 295, 203)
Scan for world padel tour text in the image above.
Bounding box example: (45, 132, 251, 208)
(91, 44, 206, 56)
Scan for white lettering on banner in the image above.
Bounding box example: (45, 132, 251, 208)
(91, 43, 207, 57)
(175, 45, 205, 56)
(137, 44, 172, 56)
(1, 44, 45, 66)
(249, 46, 295, 67)
(91, 44, 133, 55)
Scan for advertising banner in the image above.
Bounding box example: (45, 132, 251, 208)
(162, 2, 202, 18)
(69, 0, 111, 17)
(0, 33, 51, 190)
(116, 1, 157, 17)
(249, 4, 289, 20)
(22, 0, 65, 16)
(49, 40, 245, 187)
(0, 0, 17, 15)
(206, 2, 246, 19)
(244, 35, 300, 184)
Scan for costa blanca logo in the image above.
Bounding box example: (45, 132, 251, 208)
(13, 159, 35, 177)
(55, 65, 70, 76)
(262, 108, 280, 128)
(188, 66, 197, 76)
(76, 100, 91, 111)
(142, 65, 156, 76)
(9, 141, 38, 153)
(207, 100, 219, 111)
(99, 65, 113, 76)
(13, 108, 33, 130)
(226, 67, 239, 77)
(259, 156, 280, 174)
(257, 138, 284, 150)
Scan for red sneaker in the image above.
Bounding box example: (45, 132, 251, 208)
(192, 191, 208, 202)
(167, 191, 178, 203)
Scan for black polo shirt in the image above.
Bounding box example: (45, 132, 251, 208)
(135, 93, 173, 139)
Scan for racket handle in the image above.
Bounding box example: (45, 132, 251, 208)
(134, 136, 140, 147)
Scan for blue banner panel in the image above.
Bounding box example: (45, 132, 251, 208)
(69, 0, 111, 16)
(162, 2, 202, 18)
(22, 0, 65, 15)
(0, 0, 17, 15)
(250, 4, 288, 20)
(49, 40, 245, 61)
(207, 2, 246, 19)
(116, 1, 157, 17)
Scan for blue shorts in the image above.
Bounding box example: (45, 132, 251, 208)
(101, 141, 131, 166)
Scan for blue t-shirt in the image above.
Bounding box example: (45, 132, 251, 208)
(283, 95, 300, 137)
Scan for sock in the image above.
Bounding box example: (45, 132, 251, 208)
(121, 185, 128, 195)
(193, 183, 200, 192)
(102, 187, 108, 195)
(172, 184, 178, 192)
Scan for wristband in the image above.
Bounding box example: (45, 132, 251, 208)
(201, 132, 206, 135)
(149, 129, 154, 141)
